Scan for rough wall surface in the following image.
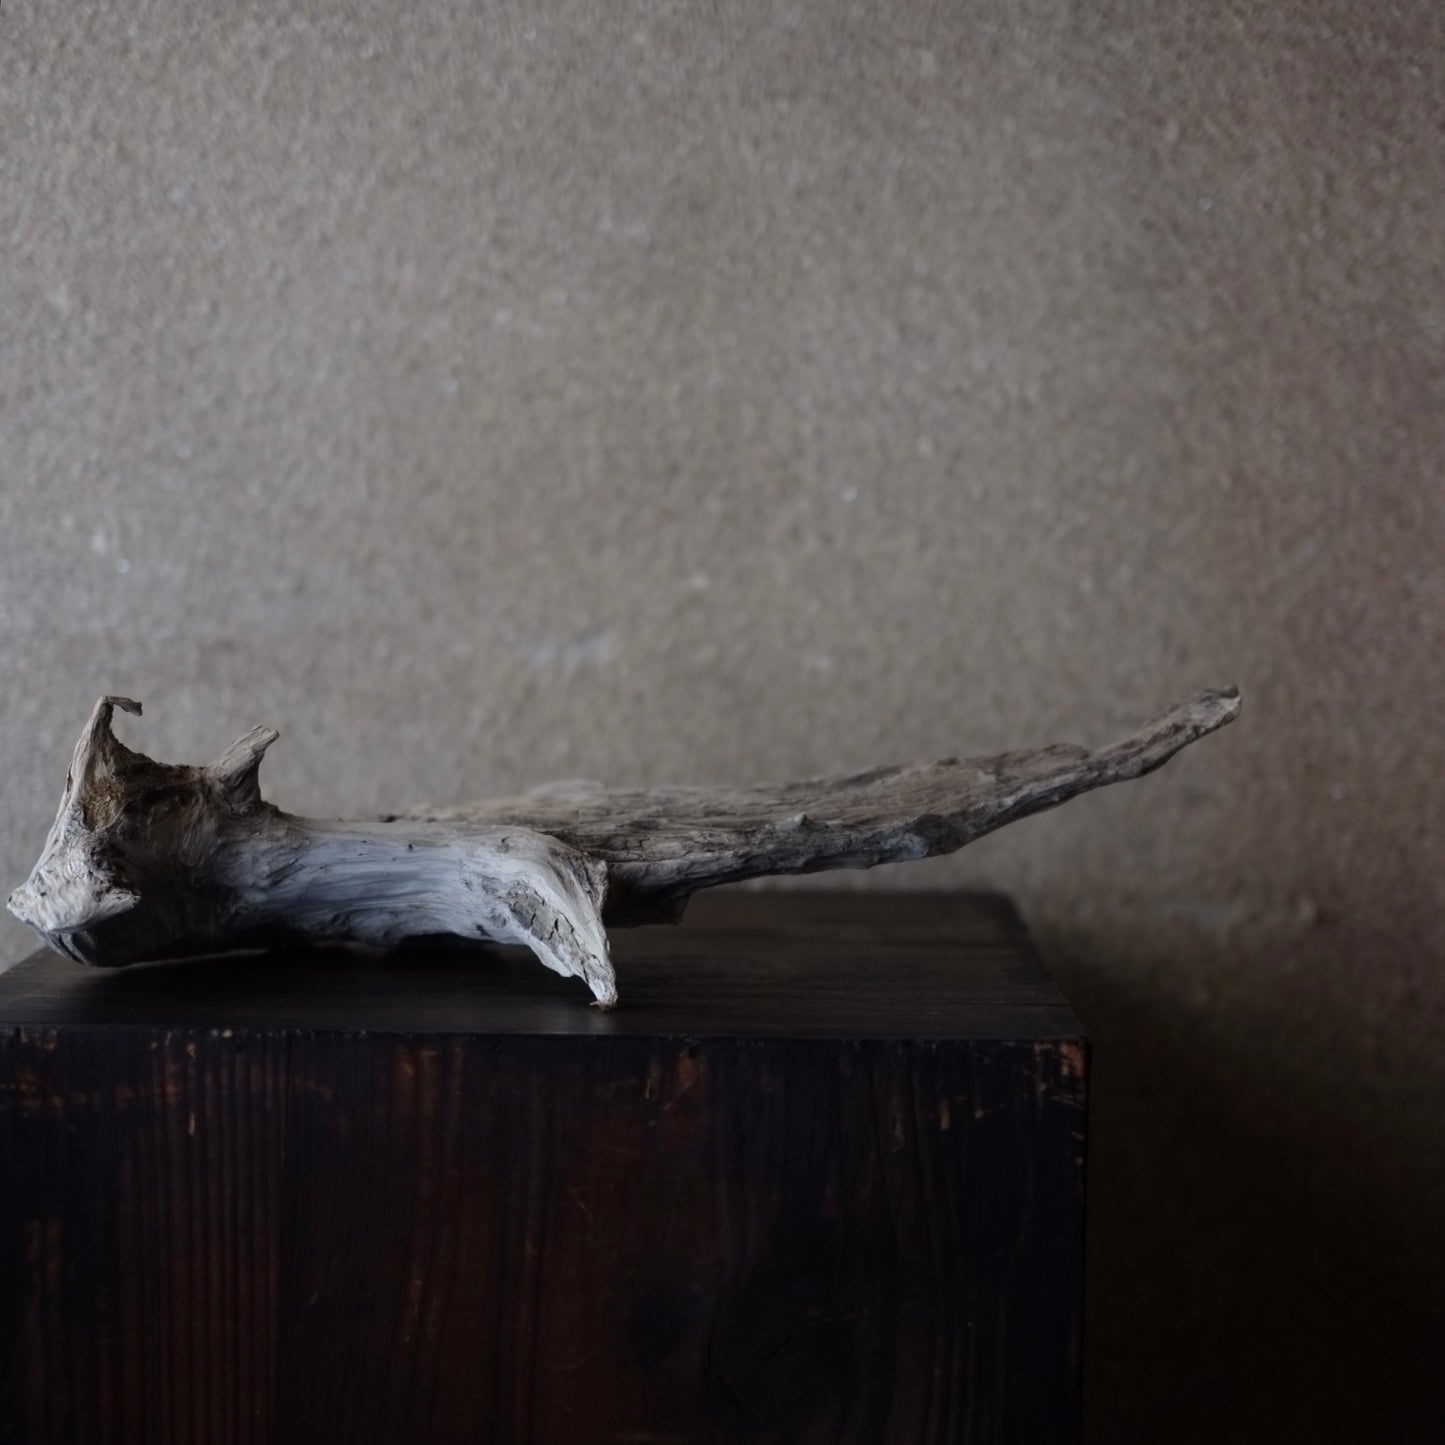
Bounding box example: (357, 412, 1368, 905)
(2, 1, 1441, 1438)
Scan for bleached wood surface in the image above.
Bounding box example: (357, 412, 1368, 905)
(8, 690, 1239, 1006)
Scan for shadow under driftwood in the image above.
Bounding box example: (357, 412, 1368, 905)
(1042, 918, 1445, 1445)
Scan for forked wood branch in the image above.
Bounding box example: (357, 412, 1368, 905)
(8, 689, 1239, 1006)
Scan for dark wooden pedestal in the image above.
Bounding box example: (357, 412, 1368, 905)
(0, 892, 1085, 1445)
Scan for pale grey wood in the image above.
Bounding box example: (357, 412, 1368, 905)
(7, 689, 1239, 1006)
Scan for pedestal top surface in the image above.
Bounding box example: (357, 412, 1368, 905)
(0, 890, 1080, 1042)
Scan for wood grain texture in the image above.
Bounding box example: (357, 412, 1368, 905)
(6, 690, 1237, 1004)
(0, 893, 1085, 1445)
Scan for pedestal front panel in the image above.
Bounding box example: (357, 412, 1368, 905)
(0, 893, 1086, 1444)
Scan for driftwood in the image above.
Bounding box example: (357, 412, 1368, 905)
(8, 690, 1239, 1006)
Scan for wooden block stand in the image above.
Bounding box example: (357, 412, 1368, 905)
(0, 893, 1086, 1445)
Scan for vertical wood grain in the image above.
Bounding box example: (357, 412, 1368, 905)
(1, 1025, 1083, 1444)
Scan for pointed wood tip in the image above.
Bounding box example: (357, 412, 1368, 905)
(1171, 686, 1242, 736)
(1095, 686, 1241, 781)
(1196, 686, 1241, 722)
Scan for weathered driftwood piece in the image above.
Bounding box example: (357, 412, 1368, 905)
(8, 690, 1239, 1006)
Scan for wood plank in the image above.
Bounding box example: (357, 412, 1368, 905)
(0, 892, 1085, 1444)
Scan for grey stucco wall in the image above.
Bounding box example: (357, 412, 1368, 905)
(3, 2, 1442, 1438)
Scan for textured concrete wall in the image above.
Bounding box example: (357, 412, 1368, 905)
(3, 2, 1442, 1438)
